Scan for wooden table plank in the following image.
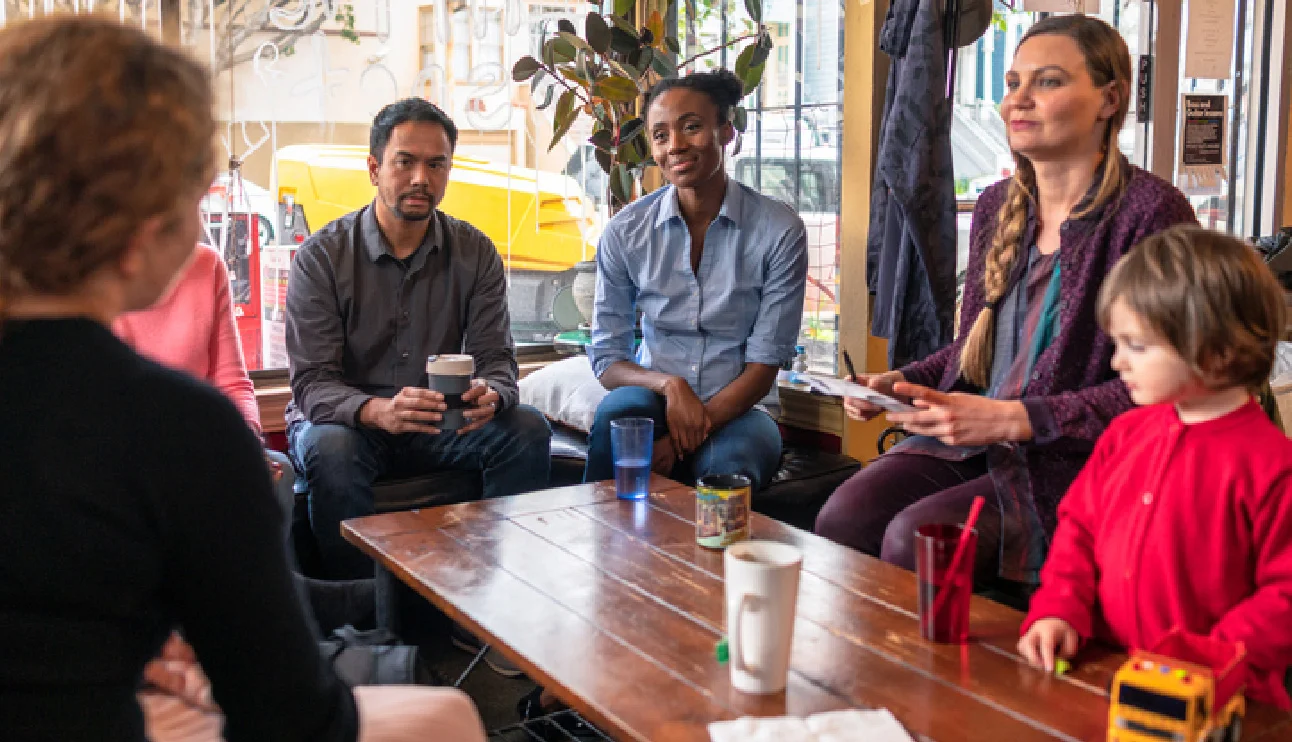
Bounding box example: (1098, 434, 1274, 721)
(477, 506, 1085, 741)
(564, 500, 1108, 741)
(439, 514, 859, 722)
(635, 488, 1292, 740)
(354, 526, 724, 742)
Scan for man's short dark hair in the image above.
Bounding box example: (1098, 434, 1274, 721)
(370, 98, 458, 161)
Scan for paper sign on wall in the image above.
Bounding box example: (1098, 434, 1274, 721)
(1177, 94, 1228, 196)
(1184, 0, 1236, 79)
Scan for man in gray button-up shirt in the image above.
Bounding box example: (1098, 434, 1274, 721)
(286, 99, 551, 579)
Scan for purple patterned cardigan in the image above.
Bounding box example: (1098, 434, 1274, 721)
(899, 160, 1197, 580)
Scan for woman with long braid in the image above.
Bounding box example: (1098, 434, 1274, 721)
(816, 15, 1197, 584)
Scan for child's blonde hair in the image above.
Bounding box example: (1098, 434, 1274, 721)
(1097, 225, 1286, 390)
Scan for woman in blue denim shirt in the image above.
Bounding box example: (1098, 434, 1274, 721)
(584, 70, 809, 491)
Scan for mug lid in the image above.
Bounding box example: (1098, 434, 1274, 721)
(426, 354, 474, 375)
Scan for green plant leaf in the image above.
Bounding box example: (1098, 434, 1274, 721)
(594, 147, 613, 175)
(585, 12, 613, 54)
(610, 27, 640, 54)
(614, 0, 636, 18)
(558, 18, 577, 35)
(592, 103, 613, 129)
(650, 50, 677, 77)
(512, 55, 542, 82)
(530, 67, 547, 91)
(610, 163, 634, 205)
(735, 43, 756, 79)
(533, 84, 556, 110)
(647, 10, 664, 46)
(665, 36, 681, 54)
(732, 105, 748, 132)
(605, 59, 638, 82)
(597, 75, 640, 102)
(588, 128, 615, 151)
(743, 0, 762, 23)
(739, 62, 764, 96)
(549, 89, 579, 151)
(557, 32, 593, 53)
(618, 117, 644, 145)
(556, 87, 577, 118)
(619, 139, 644, 165)
(608, 14, 638, 35)
(546, 37, 577, 63)
(629, 47, 653, 71)
(559, 66, 585, 84)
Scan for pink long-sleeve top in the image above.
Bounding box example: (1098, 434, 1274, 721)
(113, 244, 261, 436)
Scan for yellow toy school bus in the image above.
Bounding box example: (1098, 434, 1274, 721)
(1108, 629, 1246, 742)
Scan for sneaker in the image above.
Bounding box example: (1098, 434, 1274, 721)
(450, 624, 526, 679)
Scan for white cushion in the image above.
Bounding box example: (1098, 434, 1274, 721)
(519, 356, 608, 433)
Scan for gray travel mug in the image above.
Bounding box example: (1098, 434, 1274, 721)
(425, 354, 474, 432)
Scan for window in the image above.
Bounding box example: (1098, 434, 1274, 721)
(14, 0, 840, 374)
(690, 0, 844, 375)
(950, 6, 1148, 277)
(950, 0, 1282, 276)
(418, 6, 439, 99)
(447, 4, 503, 82)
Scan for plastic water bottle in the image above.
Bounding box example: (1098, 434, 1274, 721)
(790, 345, 809, 384)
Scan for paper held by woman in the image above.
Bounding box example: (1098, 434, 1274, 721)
(800, 373, 918, 414)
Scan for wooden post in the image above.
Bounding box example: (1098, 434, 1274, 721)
(838, 0, 890, 461)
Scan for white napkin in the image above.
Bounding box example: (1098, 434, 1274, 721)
(709, 708, 915, 742)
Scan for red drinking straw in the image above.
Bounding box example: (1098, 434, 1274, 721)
(931, 495, 986, 619)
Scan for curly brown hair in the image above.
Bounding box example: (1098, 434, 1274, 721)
(958, 15, 1132, 387)
(0, 15, 214, 302)
(1097, 226, 1286, 391)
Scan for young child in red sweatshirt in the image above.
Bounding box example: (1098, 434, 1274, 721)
(1018, 225, 1292, 709)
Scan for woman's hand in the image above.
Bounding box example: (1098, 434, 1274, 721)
(142, 633, 217, 712)
(887, 382, 1033, 446)
(1018, 618, 1080, 673)
(842, 371, 906, 422)
(652, 434, 678, 476)
(661, 377, 712, 457)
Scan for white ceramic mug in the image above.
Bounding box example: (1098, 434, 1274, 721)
(724, 540, 803, 694)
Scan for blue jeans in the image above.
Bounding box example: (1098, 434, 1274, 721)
(290, 404, 551, 579)
(583, 386, 782, 491)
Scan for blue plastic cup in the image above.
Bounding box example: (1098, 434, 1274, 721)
(611, 417, 653, 500)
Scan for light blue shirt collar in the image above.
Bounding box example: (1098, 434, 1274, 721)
(653, 176, 744, 230)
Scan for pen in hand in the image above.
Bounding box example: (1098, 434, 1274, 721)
(842, 348, 859, 382)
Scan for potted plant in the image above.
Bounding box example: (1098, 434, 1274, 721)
(511, 0, 774, 210)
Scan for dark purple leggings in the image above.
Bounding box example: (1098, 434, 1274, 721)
(814, 452, 1008, 580)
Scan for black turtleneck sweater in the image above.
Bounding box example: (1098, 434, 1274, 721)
(0, 318, 357, 742)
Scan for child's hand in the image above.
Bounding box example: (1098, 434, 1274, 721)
(1018, 618, 1080, 673)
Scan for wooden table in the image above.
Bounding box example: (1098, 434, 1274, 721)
(342, 476, 1292, 742)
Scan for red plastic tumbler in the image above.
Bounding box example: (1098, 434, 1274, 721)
(915, 523, 977, 643)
